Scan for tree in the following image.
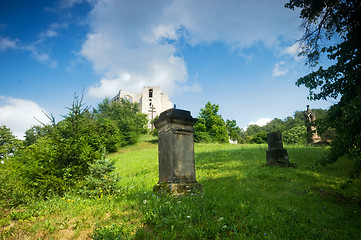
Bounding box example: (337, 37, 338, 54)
(283, 125, 307, 145)
(13, 95, 124, 198)
(286, 0, 361, 176)
(95, 99, 148, 146)
(194, 102, 229, 143)
(24, 125, 48, 146)
(0, 126, 21, 160)
(226, 119, 242, 142)
(249, 131, 267, 144)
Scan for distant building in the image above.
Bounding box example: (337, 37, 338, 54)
(111, 86, 173, 129)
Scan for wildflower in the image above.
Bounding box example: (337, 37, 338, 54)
(61, 197, 65, 200)
(186, 216, 191, 219)
(122, 193, 125, 197)
(218, 217, 224, 222)
(100, 190, 103, 193)
(143, 199, 148, 204)
(104, 175, 107, 178)
(1, 160, 4, 164)
(67, 199, 71, 202)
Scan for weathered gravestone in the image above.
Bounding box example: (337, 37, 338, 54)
(266, 132, 295, 167)
(153, 108, 203, 195)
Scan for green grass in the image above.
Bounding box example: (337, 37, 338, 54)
(1, 135, 361, 239)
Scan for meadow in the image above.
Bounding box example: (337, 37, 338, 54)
(1, 135, 361, 239)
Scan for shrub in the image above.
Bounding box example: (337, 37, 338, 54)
(283, 125, 307, 145)
(80, 159, 120, 198)
(249, 131, 267, 144)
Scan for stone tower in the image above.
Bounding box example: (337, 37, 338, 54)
(111, 86, 173, 128)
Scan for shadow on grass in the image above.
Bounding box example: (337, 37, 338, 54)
(146, 138, 158, 144)
(126, 145, 361, 239)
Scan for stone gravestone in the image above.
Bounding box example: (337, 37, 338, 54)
(153, 108, 202, 195)
(266, 132, 295, 167)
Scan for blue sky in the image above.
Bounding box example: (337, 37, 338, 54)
(0, 0, 335, 138)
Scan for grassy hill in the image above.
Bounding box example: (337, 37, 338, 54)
(1, 135, 361, 239)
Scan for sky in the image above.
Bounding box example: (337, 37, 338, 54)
(0, 0, 336, 139)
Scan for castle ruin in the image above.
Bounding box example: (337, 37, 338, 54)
(111, 86, 173, 129)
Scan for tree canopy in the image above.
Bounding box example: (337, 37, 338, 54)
(194, 102, 229, 143)
(286, 0, 361, 176)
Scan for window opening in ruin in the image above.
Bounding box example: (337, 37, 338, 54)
(149, 89, 153, 98)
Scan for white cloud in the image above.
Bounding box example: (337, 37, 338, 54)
(0, 36, 57, 67)
(284, 42, 303, 61)
(272, 61, 289, 77)
(0, 37, 20, 51)
(0, 97, 50, 139)
(82, 0, 301, 99)
(247, 118, 271, 128)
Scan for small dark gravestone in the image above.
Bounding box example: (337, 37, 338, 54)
(153, 108, 203, 195)
(266, 132, 295, 167)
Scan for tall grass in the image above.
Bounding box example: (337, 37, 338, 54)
(1, 135, 360, 239)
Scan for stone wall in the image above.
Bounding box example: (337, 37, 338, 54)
(111, 86, 173, 128)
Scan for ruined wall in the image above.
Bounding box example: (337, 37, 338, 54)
(111, 86, 173, 128)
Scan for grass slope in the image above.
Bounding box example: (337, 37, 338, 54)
(1, 135, 360, 239)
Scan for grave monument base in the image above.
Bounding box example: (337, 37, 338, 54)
(266, 149, 296, 168)
(266, 132, 296, 168)
(153, 182, 203, 195)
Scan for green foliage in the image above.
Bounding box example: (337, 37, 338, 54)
(150, 115, 159, 137)
(194, 102, 229, 143)
(8, 95, 121, 199)
(319, 92, 361, 177)
(81, 159, 121, 198)
(93, 117, 122, 153)
(0, 126, 22, 160)
(286, 0, 361, 176)
(95, 99, 148, 146)
(92, 224, 125, 240)
(226, 119, 242, 142)
(248, 131, 267, 144)
(24, 125, 48, 146)
(282, 125, 307, 144)
(242, 109, 328, 144)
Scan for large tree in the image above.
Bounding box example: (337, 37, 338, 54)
(194, 102, 229, 143)
(286, 0, 361, 175)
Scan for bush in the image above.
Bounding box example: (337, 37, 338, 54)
(248, 131, 267, 144)
(80, 159, 120, 198)
(10, 95, 120, 199)
(282, 125, 307, 145)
